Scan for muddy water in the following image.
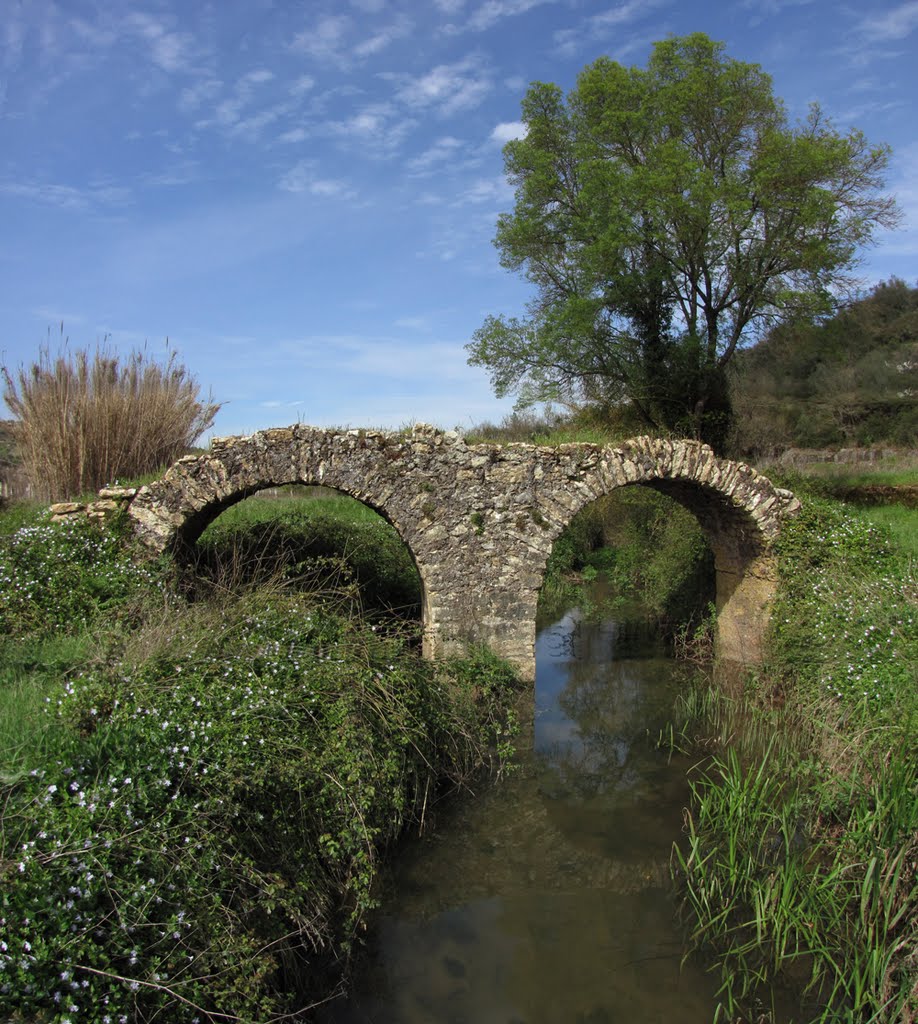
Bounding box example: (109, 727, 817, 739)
(318, 606, 721, 1023)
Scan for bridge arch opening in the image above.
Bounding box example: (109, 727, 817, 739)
(537, 471, 779, 674)
(538, 486, 716, 638)
(173, 483, 425, 633)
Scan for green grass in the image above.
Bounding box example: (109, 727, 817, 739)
(860, 504, 918, 557)
(0, 497, 520, 1022)
(670, 496, 918, 1024)
(0, 499, 45, 536)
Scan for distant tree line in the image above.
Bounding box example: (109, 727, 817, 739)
(730, 278, 918, 454)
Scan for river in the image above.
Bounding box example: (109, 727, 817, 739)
(318, 601, 722, 1023)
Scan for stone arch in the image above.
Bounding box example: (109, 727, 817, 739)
(524, 437, 799, 673)
(127, 426, 437, 638)
(113, 426, 798, 681)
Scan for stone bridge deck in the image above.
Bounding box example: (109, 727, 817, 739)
(86, 424, 800, 679)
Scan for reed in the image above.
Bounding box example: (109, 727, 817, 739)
(2, 341, 220, 500)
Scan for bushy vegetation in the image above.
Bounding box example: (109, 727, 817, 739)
(0, 500, 519, 1022)
(670, 497, 918, 1023)
(732, 278, 918, 453)
(2, 342, 220, 501)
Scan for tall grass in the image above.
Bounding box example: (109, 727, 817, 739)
(670, 497, 918, 1023)
(2, 342, 220, 500)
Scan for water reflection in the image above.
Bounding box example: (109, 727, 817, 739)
(318, 606, 719, 1024)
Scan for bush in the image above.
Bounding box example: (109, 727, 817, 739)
(0, 597, 519, 1022)
(0, 512, 165, 636)
(0, 501, 521, 1021)
(2, 343, 220, 501)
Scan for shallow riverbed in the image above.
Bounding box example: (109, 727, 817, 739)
(318, 605, 721, 1023)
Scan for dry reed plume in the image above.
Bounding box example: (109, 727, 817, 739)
(2, 341, 220, 501)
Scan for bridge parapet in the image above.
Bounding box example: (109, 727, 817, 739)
(71, 424, 800, 679)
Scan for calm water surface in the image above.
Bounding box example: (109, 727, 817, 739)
(318, 606, 721, 1023)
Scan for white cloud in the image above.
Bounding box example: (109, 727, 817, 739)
(202, 69, 293, 141)
(456, 176, 512, 204)
(394, 316, 431, 330)
(125, 12, 195, 74)
(490, 120, 526, 143)
(291, 75, 315, 95)
(277, 160, 355, 199)
(860, 0, 918, 41)
(178, 77, 222, 114)
(406, 136, 465, 173)
(353, 15, 413, 57)
(279, 126, 309, 144)
(388, 56, 492, 116)
(553, 0, 666, 58)
(465, 0, 558, 32)
(291, 14, 352, 62)
(0, 179, 130, 210)
(323, 102, 417, 156)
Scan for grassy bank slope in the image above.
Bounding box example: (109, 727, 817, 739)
(0, 503, 519, 1022)
(672, 495, 917, 1023)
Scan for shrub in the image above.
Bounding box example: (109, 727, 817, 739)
(2, 342, 220, 501)
(0, 503, 520, 1021)
(0, 597, 519, 1022)
(0, 512, 165, 636)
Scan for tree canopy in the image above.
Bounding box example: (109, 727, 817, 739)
(467, 33, 900, 449)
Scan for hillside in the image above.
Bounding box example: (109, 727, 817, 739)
(731, 278, 918, 455)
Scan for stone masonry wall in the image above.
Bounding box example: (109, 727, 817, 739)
(54, 425, 800, 679)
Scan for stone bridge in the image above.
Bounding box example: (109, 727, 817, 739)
(113, 424, 799, 680)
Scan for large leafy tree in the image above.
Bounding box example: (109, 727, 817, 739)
(467, 33, 899, 449)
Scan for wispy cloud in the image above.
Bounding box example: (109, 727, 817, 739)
(178, 77, 222, 114)
(386, 56, 493, 116)
(0, 179, 131, 211)
(859, 0, 918, 41)
(465, 0, 558, 32)
(291, 14, 352, 63)
(125, 12, 197, 74)
(323, 102, 418, 157)
(406, 136, 467, 174)
(191, 68, 305, 142)
(277, 160, 356, 199)
(455, 175, 512, 205)
(353, 15, 413, 57)
(740, 0, 816, 27)
(553, 0, 668, 58)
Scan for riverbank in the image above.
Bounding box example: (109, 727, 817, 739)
(670, 493, 917, 1023)
(0, 501, 521, 1021)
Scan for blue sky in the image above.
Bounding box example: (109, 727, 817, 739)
(1, 0, 916, 438)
